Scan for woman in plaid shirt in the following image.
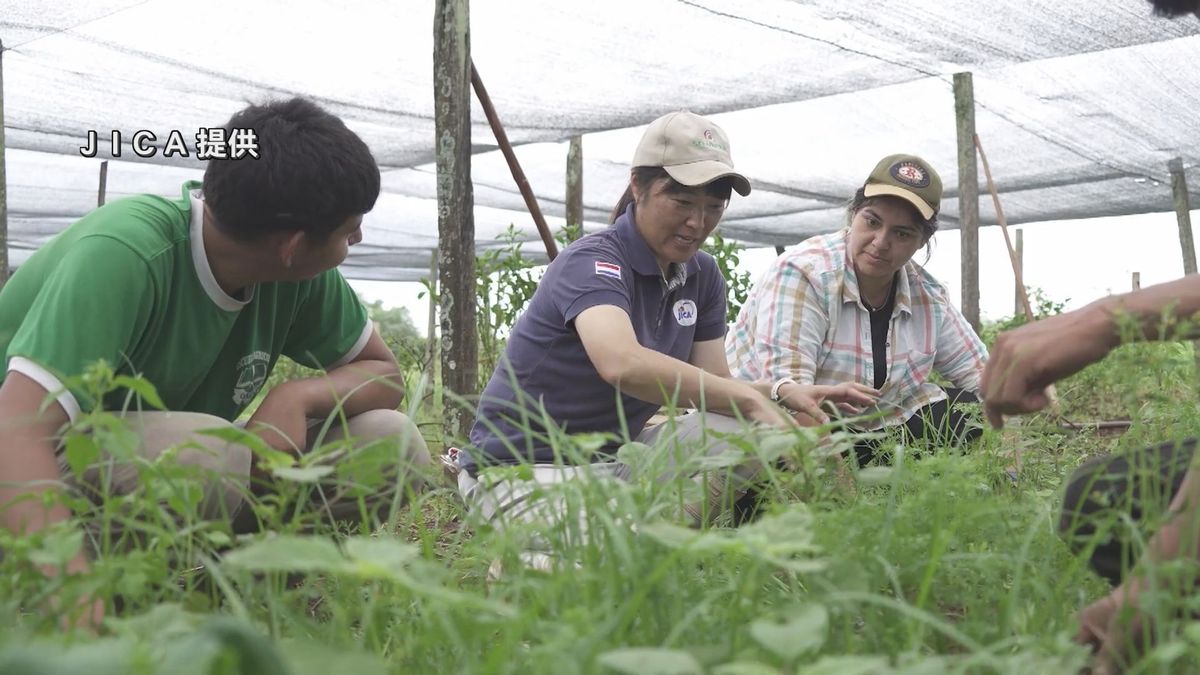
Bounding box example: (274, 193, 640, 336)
(726, 154, 988, 464)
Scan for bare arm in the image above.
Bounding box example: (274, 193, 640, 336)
(1075, 464, 1200, 663)
(983, 275, 1200, 427)
(286, 327, 404, 419)
(248, 327, 405, 451)
(690, 335, 876, 419)
(1133, 468, 1200, 578)
(576, 306, 794, 427)
(1109, 274, 1200, 342)
(0, 372, 72, 541)
(689, 338, 790, 402)
(688, 338, 735, 378)
(0, 372, 102, 628)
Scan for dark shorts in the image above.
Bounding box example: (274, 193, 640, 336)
(854, 387, 983, 465)
(1058, 438, 1196, 585)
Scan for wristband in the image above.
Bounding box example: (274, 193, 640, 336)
(770, 377, 797, 403)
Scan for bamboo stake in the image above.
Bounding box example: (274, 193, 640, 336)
(98, 160, 109, 207)
(974, 135, 1033, 323)
(969, 132, 1065, 415)
(1013, 229, 1023, 317)
(470, 61, 559, 261)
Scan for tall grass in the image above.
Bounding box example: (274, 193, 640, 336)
(2, 337, 1199, 674)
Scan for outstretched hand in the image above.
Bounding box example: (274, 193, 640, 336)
(776, 381, 879, 422)
(981, 304, 1116, 428)
(1075, 590, 1144, 675)
(809, 382, 880, 413)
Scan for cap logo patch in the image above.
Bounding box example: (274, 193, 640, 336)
(595, 260, 622, 280)
(691, 139, 729, 153)
(692, 129, 728, 153)
(890, 161, 930, 188)
(673, 299, 698, 326)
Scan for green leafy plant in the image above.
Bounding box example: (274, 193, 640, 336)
(474, 225, 544, 383)
(13, 255, 1200, 674)
(982, 286, 1069, 342)
(702, 231, 753, 323)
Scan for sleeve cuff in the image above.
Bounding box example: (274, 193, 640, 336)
(562, 290, 630, 326)
(694, 322, 728, 342)
(6, 357, 82, 423)
(326, 319, 375, 370)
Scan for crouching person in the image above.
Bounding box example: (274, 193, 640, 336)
(458, 111, 849, 572)
(0, 98, 431, 629)
(726, 154, 985, 466)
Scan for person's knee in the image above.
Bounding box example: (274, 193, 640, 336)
(346, 409, 432, 467)
(133, 412, 252, 521)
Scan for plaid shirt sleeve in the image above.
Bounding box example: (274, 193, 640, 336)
(750, 257, 829, 386)
(931, 296, 988, 394)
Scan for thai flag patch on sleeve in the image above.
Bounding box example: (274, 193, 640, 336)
(595, 261, 622, 279)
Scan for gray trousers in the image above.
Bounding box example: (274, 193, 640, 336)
(458, 412, 763, 558)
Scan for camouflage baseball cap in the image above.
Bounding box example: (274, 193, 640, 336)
(863, 154, 942, 219)
(632, 111, 751, 196)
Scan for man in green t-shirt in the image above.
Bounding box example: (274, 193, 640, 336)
(0, 98, 431, 628)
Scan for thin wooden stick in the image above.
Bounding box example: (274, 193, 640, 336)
(974, 131, 1060, 420)
(974, 134, 1063, 480)
(98, 160, 109, 207)
(471, 61, 559, 261)
(974, 134, 1034, 323)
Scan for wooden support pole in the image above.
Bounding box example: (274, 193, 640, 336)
(954, 72, 980, 333)
(1169, 158, 1197, 276)
(434, 0, 478, 443)
(1132, 272, 1141, 291)
(97, 160, 109, 207)
(0, 40, 8, 290)
(1014, 228, 1024, 318)
(470, 62, 559, 261)
(1167, 157, 1200, 380)
(565, 135, 583, 242)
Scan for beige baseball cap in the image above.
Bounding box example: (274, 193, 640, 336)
(631, 111, 751, 196)
(862, 154, 942, 220)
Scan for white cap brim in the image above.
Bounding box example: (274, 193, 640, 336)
(863, 184, 935, 220)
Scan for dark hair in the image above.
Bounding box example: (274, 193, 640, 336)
(846, 186, 939, 262)
(609, 166, 733, 223)
(202, 97, 381, 242)
(1148, 0, 1200, 16)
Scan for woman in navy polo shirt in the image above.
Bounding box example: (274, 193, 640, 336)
(459, 111, 876, 570)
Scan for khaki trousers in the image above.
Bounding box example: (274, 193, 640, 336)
(58, 409, 432, 547)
